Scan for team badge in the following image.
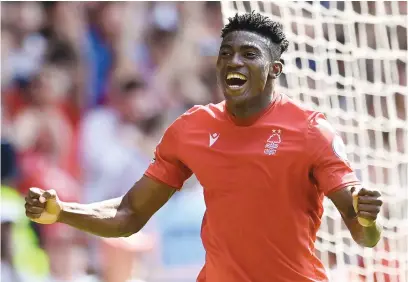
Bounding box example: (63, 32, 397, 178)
(264, 130, 282, 155)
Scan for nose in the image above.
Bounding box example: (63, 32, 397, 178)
(227, 53, 244, 68)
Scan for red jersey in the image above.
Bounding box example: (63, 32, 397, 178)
(145, 93, 360, 282)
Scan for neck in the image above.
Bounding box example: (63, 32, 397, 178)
(226, 85, 276, 119)
(227, 94, 273, 119)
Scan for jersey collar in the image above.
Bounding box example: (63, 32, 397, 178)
(224, 93, 282, 126)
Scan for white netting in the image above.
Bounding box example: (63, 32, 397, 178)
(221, 1, 408, 281)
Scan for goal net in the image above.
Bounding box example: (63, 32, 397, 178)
(221, 1, 408, 281)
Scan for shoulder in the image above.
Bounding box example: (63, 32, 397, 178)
(180, 102, 226, 120)
(280, 96, 336, 140)
(284, 97, 342, 154)
(277, 95, 349, 165)
(172, 101, 226, 130)
(277, 93, 324, 127)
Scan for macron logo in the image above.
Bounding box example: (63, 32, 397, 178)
(209, 133, 220, 147)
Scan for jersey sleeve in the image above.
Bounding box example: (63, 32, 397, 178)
(144, 119, 192, 190)
(307, 112, 360, 196)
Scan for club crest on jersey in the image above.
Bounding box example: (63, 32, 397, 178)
(264, 130, 282, 155)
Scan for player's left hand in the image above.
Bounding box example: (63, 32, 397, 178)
(351, 187, 382, 226)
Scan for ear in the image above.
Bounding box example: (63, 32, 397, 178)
(269, 61, 283, 79)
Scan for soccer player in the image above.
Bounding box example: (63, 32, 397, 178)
(25, 12, 383, 282)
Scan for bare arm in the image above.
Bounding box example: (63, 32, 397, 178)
(328, 186, 382, 248)
(27, 106, 190, 238)
(26, 176, 176, 238)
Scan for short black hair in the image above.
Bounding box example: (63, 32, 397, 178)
(221, 11, 289, 57)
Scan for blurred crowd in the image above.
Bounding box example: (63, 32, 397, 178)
(1, 2, 222, 282)
(1, 1, 407, 282)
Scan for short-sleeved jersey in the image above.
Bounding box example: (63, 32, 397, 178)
(145, 93, 360, 282)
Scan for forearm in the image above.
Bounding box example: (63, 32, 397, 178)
(346, 217, 382, 247)
(329, 186, 383, 248)
(57, 196, 142, 238)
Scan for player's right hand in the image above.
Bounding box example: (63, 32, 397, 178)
(25, 188, 62, 224)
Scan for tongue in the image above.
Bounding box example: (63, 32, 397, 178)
(227, 78, 246, 86)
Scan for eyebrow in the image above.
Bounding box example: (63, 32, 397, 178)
(220, 43, 263, 51)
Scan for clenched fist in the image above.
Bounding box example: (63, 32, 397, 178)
(351, 187, 383, 227)
(25, 188, 62, 224)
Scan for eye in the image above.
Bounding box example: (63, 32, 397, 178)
(220, 50, 231, 56)
(245, 52, 257, 59)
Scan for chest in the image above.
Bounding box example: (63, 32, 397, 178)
(179, 125, 308, 190)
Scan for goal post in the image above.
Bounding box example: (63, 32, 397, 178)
(220, 1, 408, 281)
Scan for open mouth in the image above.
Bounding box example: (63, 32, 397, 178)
(225, 72, 247, 90)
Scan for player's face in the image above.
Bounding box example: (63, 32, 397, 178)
(216, 31, 275, 104)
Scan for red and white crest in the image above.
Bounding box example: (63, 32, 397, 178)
(267, 130, 282, 144)
(264, 130, 282, 155)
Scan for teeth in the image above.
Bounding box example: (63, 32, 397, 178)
(226, 73, 247, 80)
